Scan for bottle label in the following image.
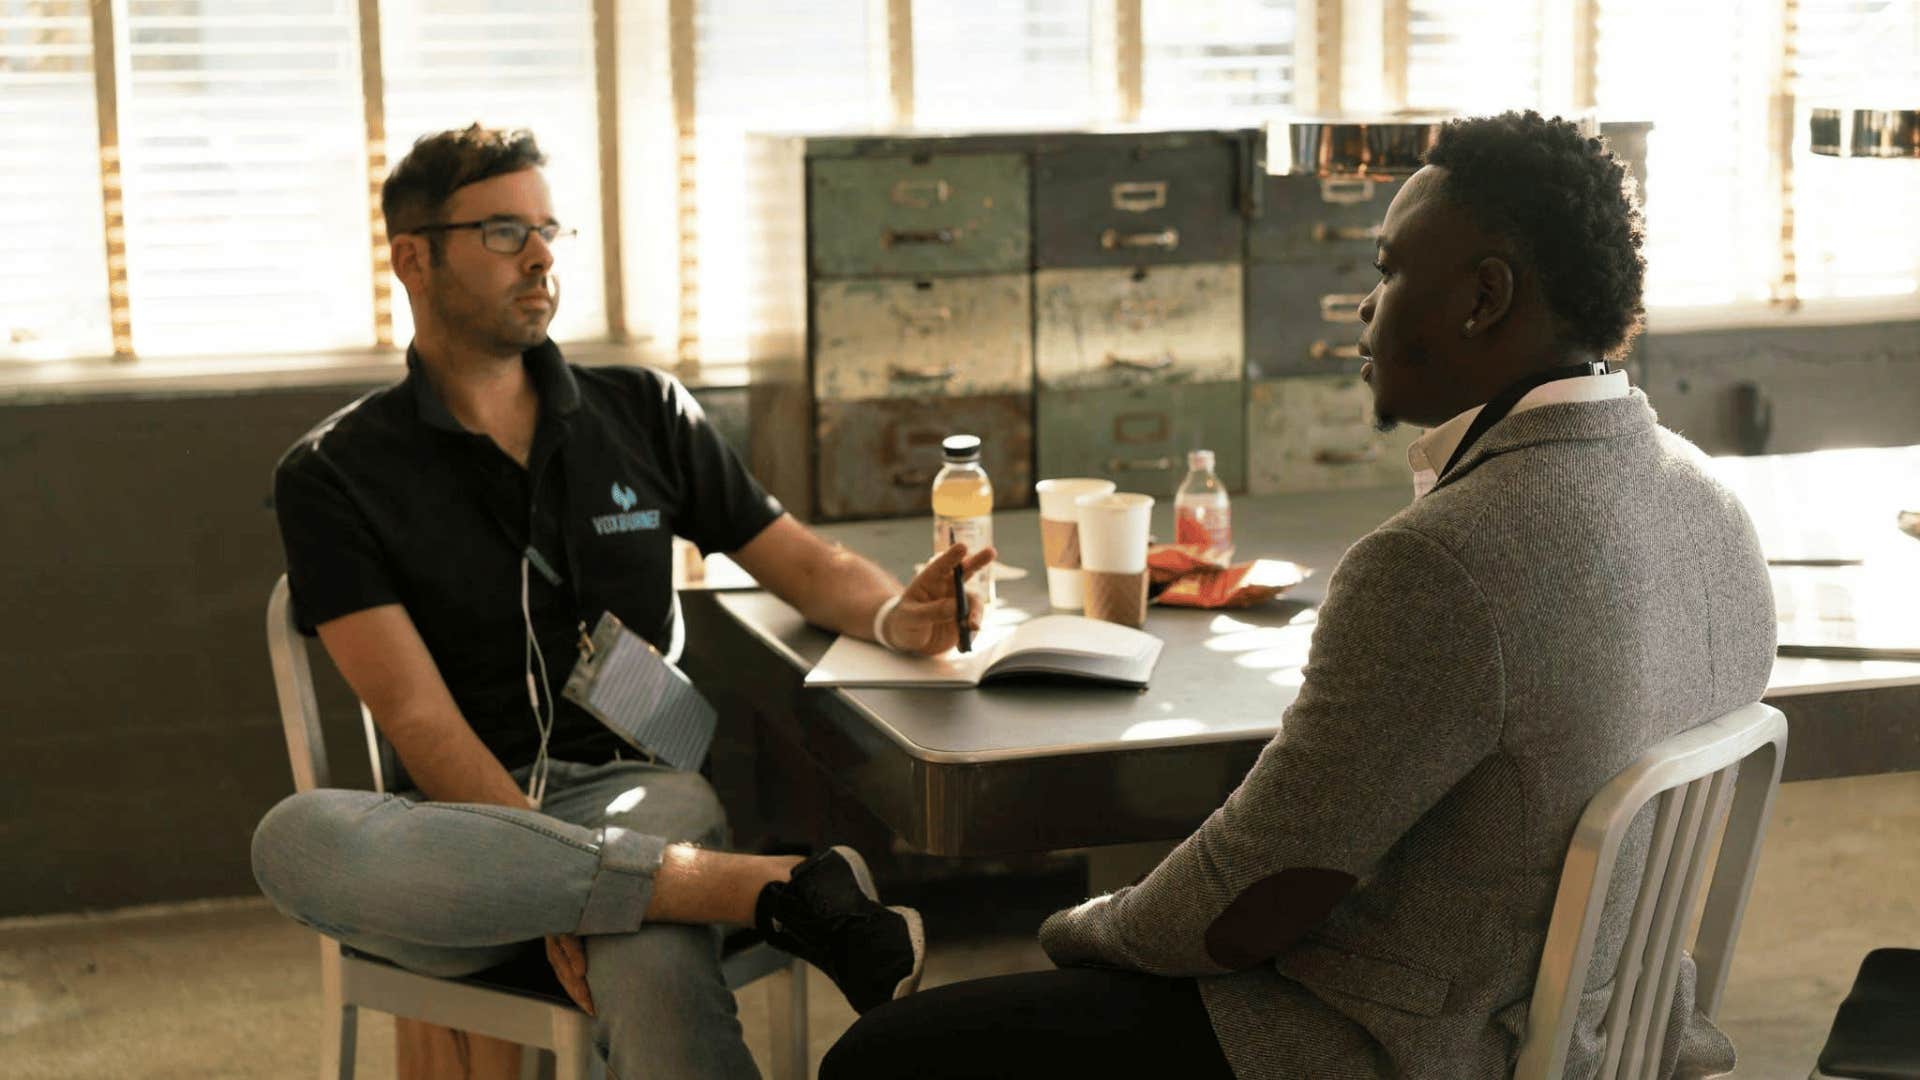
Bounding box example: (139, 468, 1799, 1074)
(1175, 503, 1231, 553)
(934, 515, 995, 603)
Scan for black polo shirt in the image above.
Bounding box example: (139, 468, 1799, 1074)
(274, 341, 783, 770)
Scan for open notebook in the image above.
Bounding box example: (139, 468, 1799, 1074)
(805, 614, 1164, 689)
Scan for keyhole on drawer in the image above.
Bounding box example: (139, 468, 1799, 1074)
(914, 280, 933, 291)
(910, 151, 932, 165)
(1131, 267, 1149, 283)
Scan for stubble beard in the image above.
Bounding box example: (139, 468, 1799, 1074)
(428, 274, 552, 356)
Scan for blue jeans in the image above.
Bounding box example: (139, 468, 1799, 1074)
(251, 759, 760, 1080)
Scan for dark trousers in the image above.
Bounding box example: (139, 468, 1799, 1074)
(820, 967, 1238, 1079)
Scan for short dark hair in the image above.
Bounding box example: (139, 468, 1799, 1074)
(381, 124, 547, 245)
(1423, 111, 1647, 358)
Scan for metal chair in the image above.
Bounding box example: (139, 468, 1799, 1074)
(1810, 947, 1920, 1079)
(266, 575, 809, 1080)
(1515, 701, 1789, 1080)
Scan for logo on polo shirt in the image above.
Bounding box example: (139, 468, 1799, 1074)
(594, 481, 660, 536)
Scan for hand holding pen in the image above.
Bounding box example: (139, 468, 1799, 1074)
(878, 542, 994, 656)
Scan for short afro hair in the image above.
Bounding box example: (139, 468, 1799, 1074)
(1423, 111, 1646, 359)
(381, 124, 546, 243)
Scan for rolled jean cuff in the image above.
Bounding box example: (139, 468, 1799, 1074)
(577, 825, 669, 936)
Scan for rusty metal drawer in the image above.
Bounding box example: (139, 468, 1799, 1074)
(814, 394, 1033, 520)
(1034, 263, 1243, 391)
(1245, 262, 1377, 379)
(810, 153, 1030, 278)
(1247, 173, 1403, 264)
(1246, 376, 1418, 494)
(1036, 381, 1245, 499)
(1033, 135, 1245, 268)
(813, 274, 1032, 402)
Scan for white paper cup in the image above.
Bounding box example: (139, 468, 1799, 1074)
(1076, 492, 1154, 627)
(1036, 478, 1116, 610)
(1074, 491, 1154, 574)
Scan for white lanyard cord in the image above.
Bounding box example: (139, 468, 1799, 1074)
(521, 556, 556, 808)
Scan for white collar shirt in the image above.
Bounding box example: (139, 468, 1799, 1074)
(1407, 370, 1631, 499)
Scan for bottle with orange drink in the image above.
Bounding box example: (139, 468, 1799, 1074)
(931, 434, 995, 605)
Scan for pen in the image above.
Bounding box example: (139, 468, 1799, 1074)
(953, 562, 972, 654)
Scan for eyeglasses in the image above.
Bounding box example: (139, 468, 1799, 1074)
(411, 217, 577, 255)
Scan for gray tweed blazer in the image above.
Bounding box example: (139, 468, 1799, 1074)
(1040, 390, 1774, 1079)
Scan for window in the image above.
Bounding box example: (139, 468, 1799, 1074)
(1405, 0, 1545, 114)
(6, 1, 1914, 369)
(1595, 0, 1780, 307)
(912, 0, 1096, 130)
(692, 0, 879, 362)
(1792, 0, 1920, 301)
(381, 0, 605, 346)
(117, 0, 373, 357)
(0, 0, 111, 361)
(1139, 0, 1297, 126)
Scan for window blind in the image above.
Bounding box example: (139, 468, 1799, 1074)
(693, 0, 877, 363)
(381, 0, 605, 347)
(1139, 0, 1297, 126)
(1405, 0, 1545, 114)
(117, 0, 373, 357)
(913, 0, 1096, 130)
(1792, 0, 1920, 301)
(1596, 0, 1780, 307)
(0, 0, 112, 361)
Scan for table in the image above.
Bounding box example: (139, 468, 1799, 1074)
(682, 453, 1920, 859)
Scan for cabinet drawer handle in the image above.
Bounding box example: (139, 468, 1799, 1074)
(891, 305, 953, 332)
(1111, 180, 1168, 212)
(1107, 456, 1174, 473)
(1311, 223, 1380, 243)
(1313, 447, 1382, 466)
(1113, 411, 1171, 444)
(892, 466, 939, 488)
(884, 228, 957, 248)
(1318, 177, 1379, 206)
(1309, 340, 1365, 361)
(890, 178, 951, 208)
(889, 365, 957, 382)
(1106, 351, 1176, 372)
(1100, 226, 1180, 251)
(1319, 293, 1371, 323)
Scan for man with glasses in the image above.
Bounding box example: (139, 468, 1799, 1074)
(252, 125, 990, 1078)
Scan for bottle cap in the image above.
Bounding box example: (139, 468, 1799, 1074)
(942, 434, 982, 462)
(1187, 449, 1215, 471)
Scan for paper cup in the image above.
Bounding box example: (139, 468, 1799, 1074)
(1036, 478, 1117, 610)
(1075, 492, 1154, 627)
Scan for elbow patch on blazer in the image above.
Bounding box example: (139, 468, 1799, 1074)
(1204, 866, 1358, 970)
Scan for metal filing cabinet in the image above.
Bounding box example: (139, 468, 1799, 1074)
(1246, 376, 1418, 494)
(748, 129, 1258, 522)
(1242, 168, 1404, 494)
(750, 137, 1040, 521)
(1032, 131, 1250, 493)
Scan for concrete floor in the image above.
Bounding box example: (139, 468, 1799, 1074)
(5, 770, 1916, 1079)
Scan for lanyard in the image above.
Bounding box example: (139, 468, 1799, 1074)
(1440, 360, 1610, 478)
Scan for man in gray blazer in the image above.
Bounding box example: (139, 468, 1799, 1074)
(822, 111, 1775, 1080)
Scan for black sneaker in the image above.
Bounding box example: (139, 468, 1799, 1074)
(754, 845, 925, 1014)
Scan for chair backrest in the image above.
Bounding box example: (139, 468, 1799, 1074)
(267, 574, 390, 794)
(1514, 701, 1789, 1080)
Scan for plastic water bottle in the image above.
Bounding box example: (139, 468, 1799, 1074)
(1174, 449, 1232, 556)
(931, 434, 995, 605)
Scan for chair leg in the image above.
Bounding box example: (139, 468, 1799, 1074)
(318, 938, 356, 1080)
(768, 960, 810, 1080)
(518, 1046, 545, 1080)
(550, 1013, 598, 1080)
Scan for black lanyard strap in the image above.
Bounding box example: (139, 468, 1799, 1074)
(1440, 360, 1609, 478)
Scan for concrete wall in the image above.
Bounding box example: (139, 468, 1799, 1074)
(1, 320, 1916, 917)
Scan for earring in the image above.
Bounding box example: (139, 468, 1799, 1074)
(1462, 318, 1476, 335)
